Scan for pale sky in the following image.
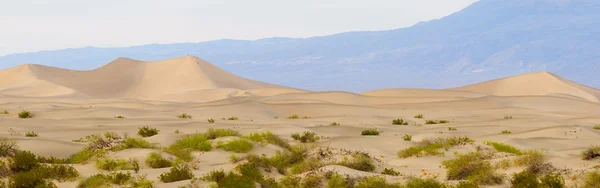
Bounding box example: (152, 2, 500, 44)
(0, 0, 477, 56)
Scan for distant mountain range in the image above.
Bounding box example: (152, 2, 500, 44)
(1, 0, 599, 92)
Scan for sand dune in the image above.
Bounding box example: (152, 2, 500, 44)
(452, 72, 600, 102)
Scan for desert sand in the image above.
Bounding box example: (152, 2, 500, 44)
(0, 56, 599, 187)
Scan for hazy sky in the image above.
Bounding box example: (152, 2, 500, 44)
(0, 0, 477, 56)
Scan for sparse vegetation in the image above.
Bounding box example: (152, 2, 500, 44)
(77, 172, 152, 188)
(594, 125, 600, 130)
(583, 171, 600, 188)
(485, 141, 522, 155)
(504, 116, 513, 119)
(510, 170, 565, 188)
(177, 113, 192, 119)
(581, 146, 600, 160)
(25, 131, 38, 137)
(381, 168, 401, 176)
(442, 152, 503, 185)
(167, 134, 211, 161)
(330, 122, 340, 126)
(501, 130, 512, 134)
(392, 119, 409, 125)
(243, 131, 290, 150)
(448, 127, 458, 131)
(174, 129, 180, 134)
(0, 138, 18, 157)
(287, 114, 299, 119)
(18, 110, 32, 118)
(439, 120, 450, 124)
(216, 139, 255, 153)
(291, 131, 320, 143)
(361, 129, 380, 136)
(114, 115, 125, 119)
(425, 120, 438, 124)
(403, 134, 412, 141)
(208, 118, 215, 123)
(0, 110, 8, 114)
(112, 137, 157, 151)
(514, 150, 544, 167)
(398, 136, 474, 158)
(355, 176, 403, 188)
(338, 154, 376, 172)
(95, 158, 138, 171)
(159, 164, 194, 183)
(137, 126, 159, 137)
(204, 128, 240, 139)
(227, 116, 239, 120)
(414, 114, 424, 119)
(145, 152, 173, 168)
(69, 149, 107, 164)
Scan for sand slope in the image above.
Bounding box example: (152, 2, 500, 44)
(451, 72, 600, 102)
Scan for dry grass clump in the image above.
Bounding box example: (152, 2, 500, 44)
(18, 110, 32, 118)
(414, 114, 424, 119)
(594, 125, 600, 130)
(25, 131, 38, 137)
(330, 122, 341, 126)
(426, 120, 450, 124)
(381, 168, 401, 176)
(177, 113, 192, 119)
(287, 114, 299, 119)
(442, 152, 503, 185)
(243, 131, 291, 150)
(337, 154, 376, 172)
(485, 141, 522, 155)
(137, 126, 159, 137)
(392, 119, 408, 125)
(504, 116, 513, 119)
(501, 130, 512, 134)
(581, 146, 600, 160)
(361, 129, 380, 136)
(403, 134, 412, 141)
(95, 158, 139, 171)
(114, 115, 125, 119)
(216, 139, 255, 153)
(145, 152, 173, 169)
(448, 127, 458, 131)
(291, 131, 320, 143)
(208, 118, 215, 123)
(0, 110, 8, 114)
(398, 136, 474, 158)
(227, 116, 239, 120)
(159, 164, 194, 183)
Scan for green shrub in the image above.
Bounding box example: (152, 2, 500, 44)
(113, 138, 157, 151)
(454, 181, 480, 188)
(442, 152, 502, 185)
(95, 158, 137, 171)
(540, 173, 565, 188)
(361, 129, 379, 136)
(504, 116, 513, 119)
(594, 125, 600, 130)
(301, 173, 322, 188)
(137, 126, 159, 137)
(10, 151, 40, 172)
(204, 128, 240, 139)
(208, 118, 215, 123)
(25, 131, 38, 137)
(403, 134, 412, 141)
(583, 171, 600, 188)
(414, 114, 424, 119)
(216, 139, 254, 153)
(9, 170, 56, 188)
(268, 146, 308, 174)
(18, 110, 32, 118)
(287, 114, 299, 119)
(291, 131, 319, 143)
(405, 178, 448, 188)
(439, 120, 450, 124)
(327, 173, 348, 188)
(69, 149, 106, 164)
(167, 134, 212, 161)
(145, 152, 172, 168)
(42, 164, 80, 181)
(381, 168, 401, 176)
(77, 172, 141, 187)
(177, 113, 192, 119)
(398, 136, 474, 158)
(77, 173, 111, 188)
(0, 110, 8, 114)
(392, 119, 408, 125)
(243, 132, 290, 150)
(581, 146, 600, 160)
(355, 176, 402, 188)
(114, 115, 125, 119)
(289, 160, 323, 175)
(448, 127, 458, 131)
(425, 120, 438, 124)
(501, 130, 512, 134)
(0, 138, 17, 157)
(511, 170, 539, 188)
(485, 141, 522, 155)
(0, 160, 11, 178)
(159, 164, 194, 183)
(330, 122, 341, 126)
(227, 116, 238, 120)
(514, 150, 544, 167)
(174, 129, 180, 134)
(338, 154, 375, 172)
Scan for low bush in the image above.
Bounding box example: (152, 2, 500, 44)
(10, 151, 40, 173)
(69, 149, 107, 164)
(425, 120, 438, 124)
(414, 114, 424, 119)
(439, 120, 450, 124)
(9, 170, 56, 188)
(403, 134, 412, 141)
(95, 158, 137, 171)
(405, 178, 448, 188)
(18, 110, 32, 118)
(114, 115, 125, 119)
(485, 141, 522, 155)
(392, 119, 408, 125)
(0, 138, 18, 157)
(159, 164, 194, 183)
(398, 136, 474, 158)
(289, 160, 323, 175)
(268, 146, 308, 174)
(216, 139, 255, 153)
(327, 173, 348, 188)
(594, 125, 600, 130)
(442, 152, 502, 185)
(504, 116, 513, 119)
(112, 138, 157, 151)
(77, 172, 151, 187)
(448, 127, 458, 131)
(42, 164, 80, 181)
(583, 171, 600, 188)
(381, 168, 401, 176)
(581, 146, 600, 160)
(501, 130, 512, 134)
(227, 116, 238, 120)
(167, 134, 212, 161)
(0, 110, 8, 114)
(354, 176, 402, 188)
(510, 170, 565, 188)
(177, 113, 192, 119)
(361, 129, 380, 136)
(243, 131, 290, 150)
(287, 114, 299, 119)
(330, 122, 341, 126)
(338, 154, 375, 172)
(514, 150, 544, 167)
(25, 131, 38, 137)
(145, 152, 173, 168)
(208, 118, 215, 123)
(137, 126, 159, 137)
(204, 128, 240, 139)
(291, 131, 319, 143)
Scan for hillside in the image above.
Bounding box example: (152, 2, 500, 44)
(0, 0, 599, 91)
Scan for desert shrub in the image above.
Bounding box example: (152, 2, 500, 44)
(0, 160, 11, 177)
(514, 150, 544, 167)
(208, 118, 215, 123)
(287, 114, 299, 119)
(439, 120, 450, 124)
(291, 131, 319, 143)
(77, 172, 148, 187)
(403, 134, 412, 141)
(398, 136, 474, 158)
(216, 139, 254, 153)
(10, 151, 40, 172)
(289, 159, 323, 175)
(425, 120, 438, 124)
(594, 125, 600, 130)
(361, 129, 379, 136)
(69, 149, 106, 164)
(137, 126, 159, 137)
(327, 173, 348, 188)
(167, 134, 212, 161)
(243, 131, 290, 150)
(495, 159, 512, 170)
(511, 170, 539, 188)
(448, 127, 458, 131)
(330, 122, 340, 126)
(18, 110, 32, 118)
(454, 181, 480, 188)
(114, 115, 125, 119)
(405, 178, 448, 188)
(159, 164, 194, 183)
(112, 137, 157, 151)
(77, 173, 111, 188)
(42, 164, 80, 181)
(0, 138, 18, 157)
(381, 168, 401, 176)
(414, 114, 424, 119)
(485, 141, 522, 155)
(25, 131, 38, 137)
(174, 129, 180, 134)
(355, 176, 402, 188)
(202, 169, 254, 188)
(392, 119, 408, 125)
(204, 128, 240, 139)
(501, 130, 512, 134)
(177, 113, 192, 119)
(9, 170, 56, 188)
(338, 154, 375, 172)
(581, 146, 600, 160)
(268, 146, 308, 174)
(145, 152, 172, 168)
(95, 158, 137, 171)
(227, 116, 238, 120)
(301, 173, 322, 188)
(442, 152, 502, 185)
(583, 171, 600, 188)
(0, 110, 8, 114)
(540, 173, 565, 188)
(504, 116, 513, 119)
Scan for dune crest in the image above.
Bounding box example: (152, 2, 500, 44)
(451, 72, 600, 102)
